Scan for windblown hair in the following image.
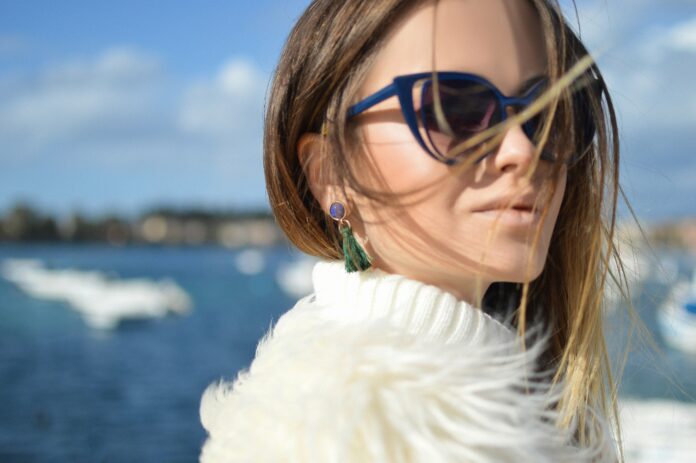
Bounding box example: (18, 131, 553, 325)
(263, 0, 651, 460)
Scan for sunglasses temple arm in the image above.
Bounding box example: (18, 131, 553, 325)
(347, 84, 399, 118)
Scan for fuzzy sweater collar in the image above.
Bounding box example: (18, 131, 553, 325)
(199, 259, 618, 463)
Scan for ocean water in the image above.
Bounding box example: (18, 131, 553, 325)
(0, 243, 298, 462)
(0, 243, 694, 462)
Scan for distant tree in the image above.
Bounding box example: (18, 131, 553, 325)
(1, 202, 60, 242)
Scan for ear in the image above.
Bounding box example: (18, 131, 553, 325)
(297, 132, 344, 214)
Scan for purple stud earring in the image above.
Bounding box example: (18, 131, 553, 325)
(329, 201, 372, 272)
(329, 202, 345, 221)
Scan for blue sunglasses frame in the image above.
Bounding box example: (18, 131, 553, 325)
(347, 71, 590, 166)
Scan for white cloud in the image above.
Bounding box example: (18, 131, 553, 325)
(218, 59, 263, 96)
(43, 46, 160, 84)
(664, 16, 696, 52)
(0, 48, 269, 164)
(0, 47, 165, 152)
(178, 57, 267, 138)
(0, 48, 271, 211)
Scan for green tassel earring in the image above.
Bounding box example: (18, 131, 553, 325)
(329, 201, 372, 273)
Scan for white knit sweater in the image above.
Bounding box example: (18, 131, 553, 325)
(199, 259, 618, 462)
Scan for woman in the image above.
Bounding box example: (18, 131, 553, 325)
(200, 0, 633, 461)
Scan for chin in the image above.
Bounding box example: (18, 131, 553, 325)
(484, 251, 547, 284)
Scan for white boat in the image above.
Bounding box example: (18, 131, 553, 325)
(657, 269, 696, 354)
(603, 241, 651, 310)
(275, 256, 318, 298)
(0, 258, 193, 330)
(234, 248, 266, 275)
(620, 399, 696, 462)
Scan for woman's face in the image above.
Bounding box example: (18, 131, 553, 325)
(313, 0, 567, 306)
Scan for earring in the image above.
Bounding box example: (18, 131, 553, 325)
(329, 201, 372, 273)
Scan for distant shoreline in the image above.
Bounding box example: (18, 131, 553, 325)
(0, 201, 286, 248)
(2, 200, 696, 250)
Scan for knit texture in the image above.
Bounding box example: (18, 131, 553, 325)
(199, 259, 618, 463)
(311, 259, 516, 344)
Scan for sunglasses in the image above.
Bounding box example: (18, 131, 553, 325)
(347, 71, 600, 167)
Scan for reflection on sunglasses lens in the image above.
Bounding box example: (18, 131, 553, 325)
(421, 80, 502, 160)
(418, 77, 598, 166)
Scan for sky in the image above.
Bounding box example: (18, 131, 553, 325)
(1, 0, 695, 223)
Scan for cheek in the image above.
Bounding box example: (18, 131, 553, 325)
(357, 122, 477, 241)
(358, 122, 449, 193)
(356, 123, 472, 263)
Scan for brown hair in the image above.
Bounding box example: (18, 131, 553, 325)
(263, 0, 654, 460)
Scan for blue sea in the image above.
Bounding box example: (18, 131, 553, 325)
(0, 243, 694, 462)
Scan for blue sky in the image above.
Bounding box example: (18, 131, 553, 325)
(1, 1, 695, 222)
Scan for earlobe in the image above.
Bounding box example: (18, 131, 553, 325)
(297, 132, 340, 213)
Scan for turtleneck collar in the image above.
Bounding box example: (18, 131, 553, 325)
(310, 259, 516, 345)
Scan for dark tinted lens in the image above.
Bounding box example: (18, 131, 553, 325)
(420, 79, 501, 159)
(517, 79, 544, 138)
(523, 112, 558, 163)
(516, 80, 559, 162)
(503, 79, 558, 163)
(521, 78, 600, 166)
(521, 108, 546, 146)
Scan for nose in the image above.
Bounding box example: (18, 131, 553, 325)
(483, 106, 536, 175)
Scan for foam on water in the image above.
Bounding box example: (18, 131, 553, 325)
(0, 258, 192, 329)
(234, 248, 265, 275)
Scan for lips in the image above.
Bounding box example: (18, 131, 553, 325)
(497, 202, 533, 209)
(472, 194, 539, 213)
(473, 202, 542, 226)
(508, 204, 534, 212)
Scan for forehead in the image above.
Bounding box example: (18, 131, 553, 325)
(360, 0, 548, 98)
